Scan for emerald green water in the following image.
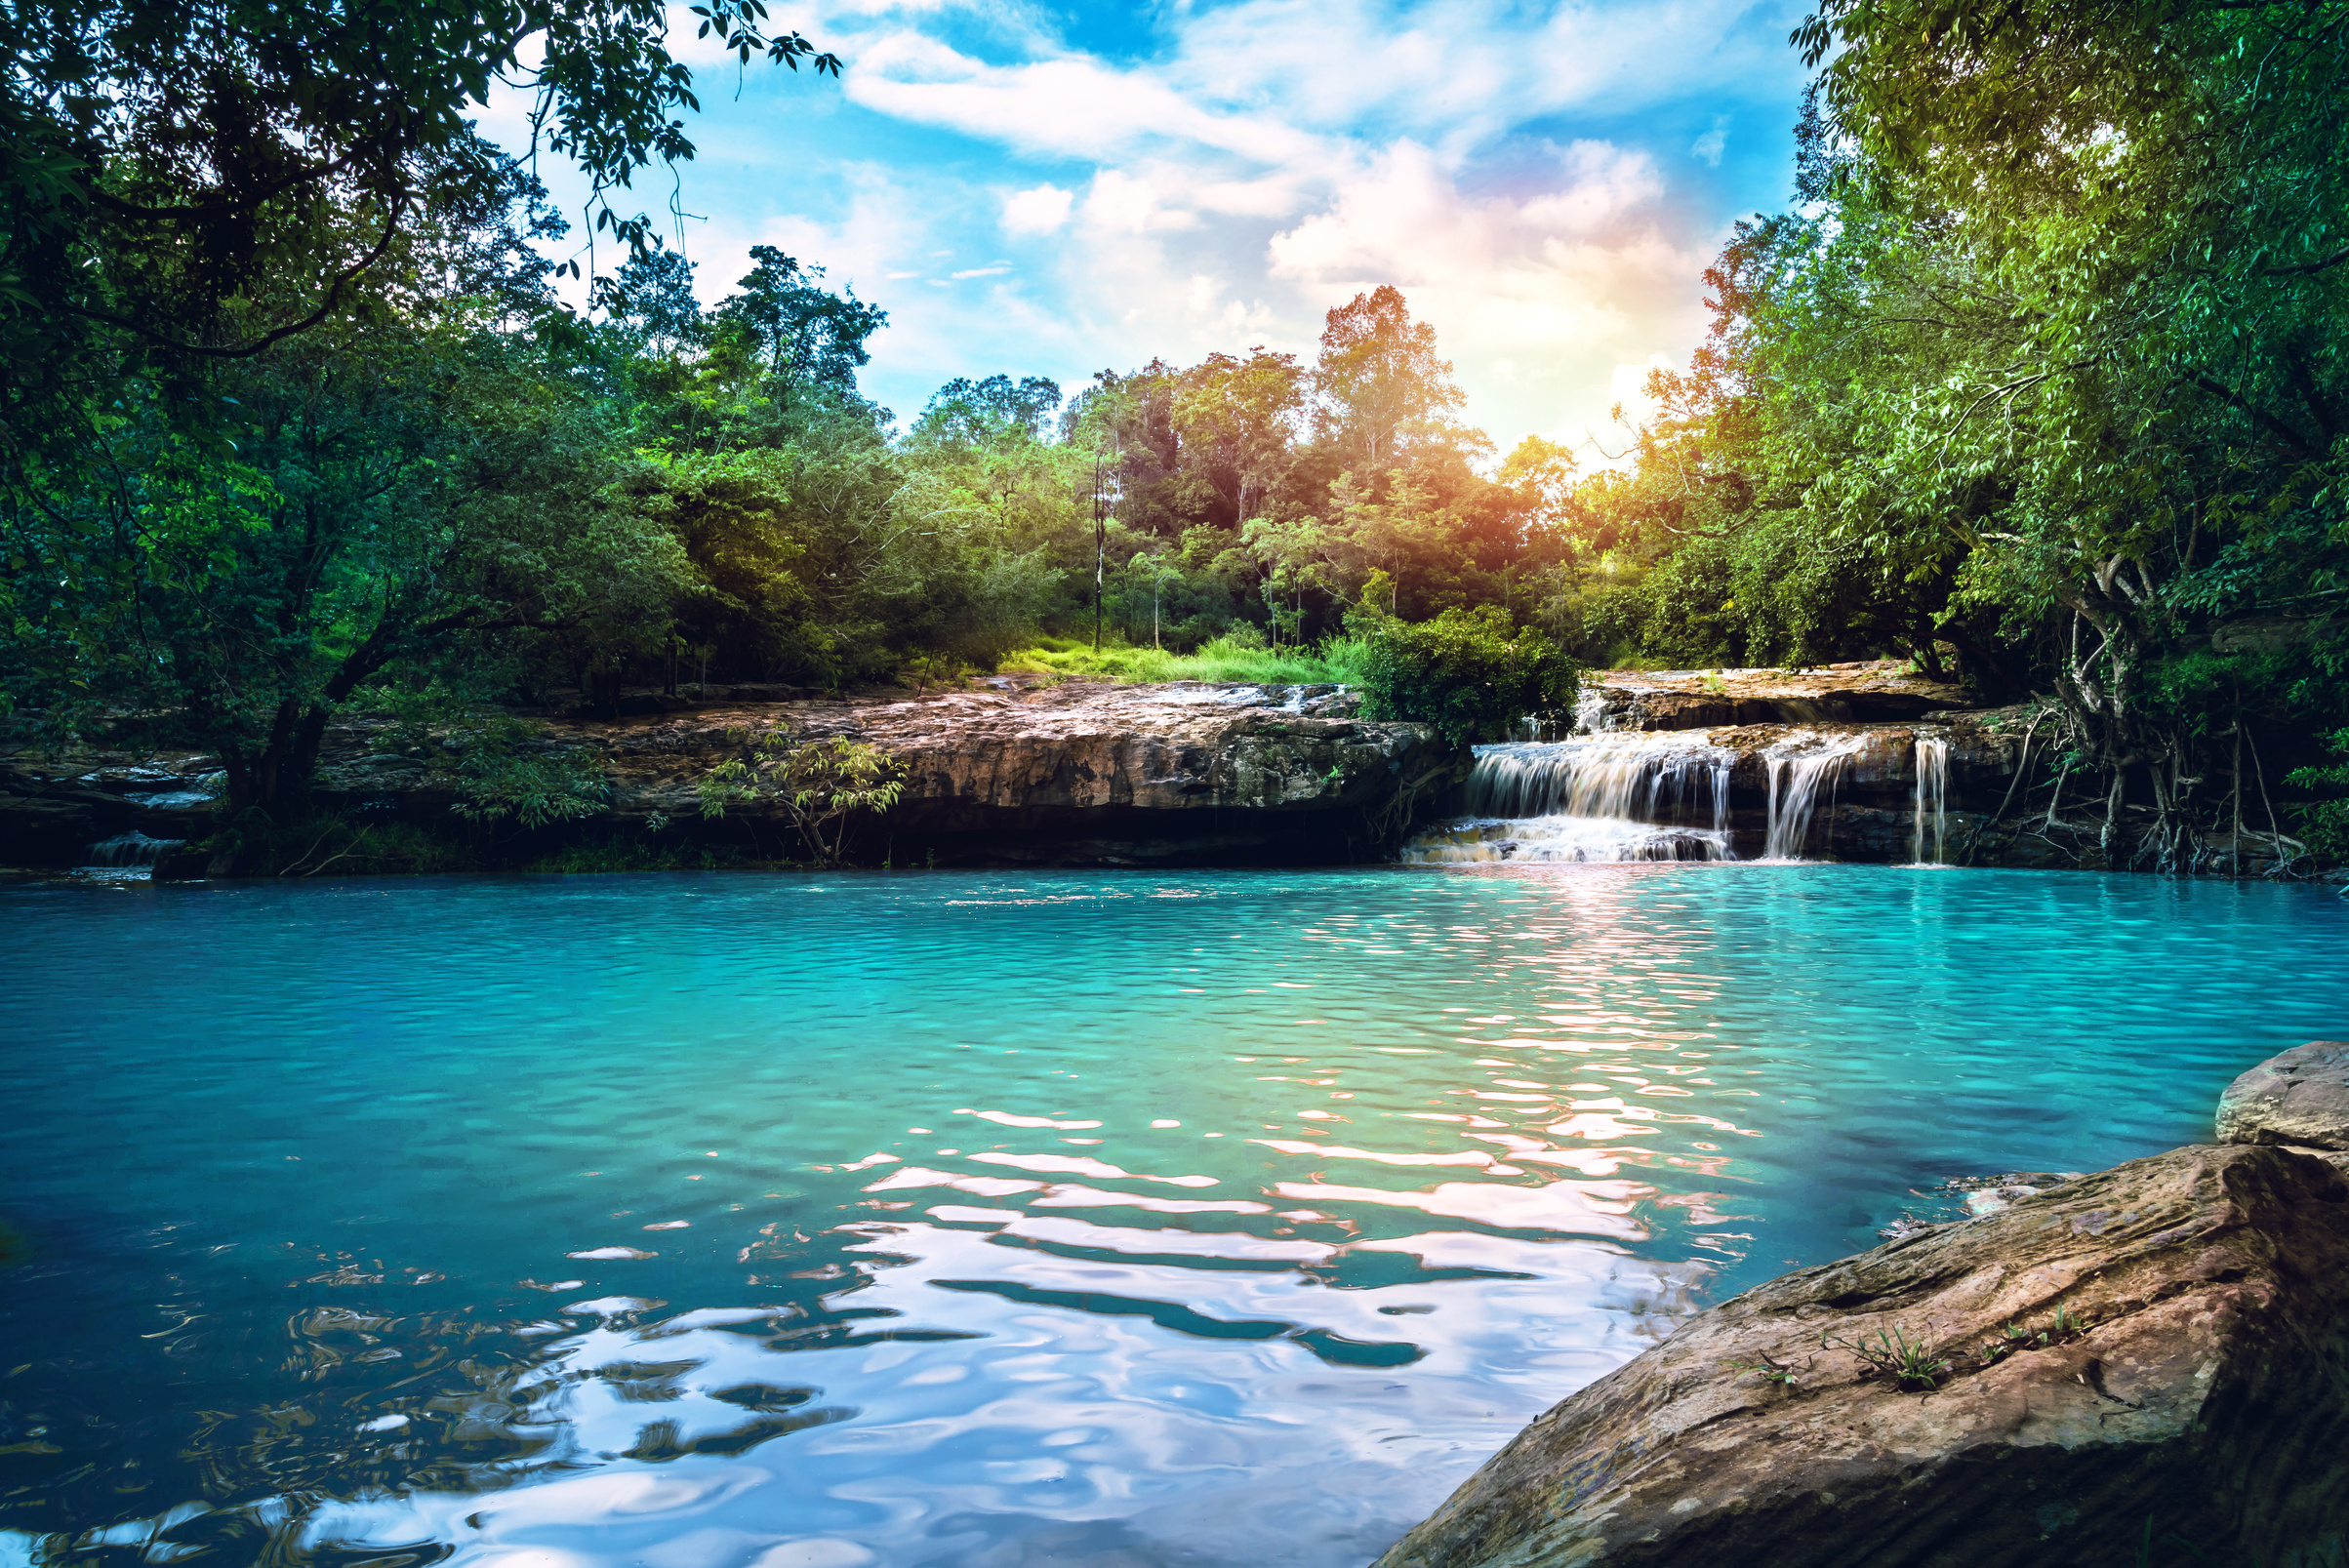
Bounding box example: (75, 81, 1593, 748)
(3, 865, 2344, 1567)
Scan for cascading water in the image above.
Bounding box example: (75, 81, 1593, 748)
(84, 830, 184, 873)
(1758, 734, 1865, 861)
(1911, 735, 1951, 864)
(1573, 687, 1612, 736)
(1401, 733, 1736, 864)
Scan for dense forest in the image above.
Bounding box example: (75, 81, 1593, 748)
(4, 0, 2345, 865)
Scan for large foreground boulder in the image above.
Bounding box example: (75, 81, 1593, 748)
(2216, 1041, 2349, 1151)
(1374, 1144, 2349, 1568)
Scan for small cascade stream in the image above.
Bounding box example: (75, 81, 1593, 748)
(1759, 733, 1867, 861)
(1911, 734, 1951, 864)
(83, 830, 184, 876)
(1402, 726, 1903, 865)
(1402, 733, 1737, 864)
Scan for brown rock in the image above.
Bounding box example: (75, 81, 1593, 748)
(1374, 1144, 2349, 1568)
(828, 681, 1466, 864)
(1582, 667, 1973, 734)
(559, 680, 1465, 864)
(2216, 1042, 2349, 1151)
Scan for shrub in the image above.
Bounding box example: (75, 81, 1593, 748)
(1351, 606, 1580, 746)
(365, 681, 610, 828)
(698, 730, 906, 866)
(2285, 726, 2349, 858)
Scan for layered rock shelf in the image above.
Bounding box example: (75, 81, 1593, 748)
(0, 662, 2327, 874)
(1578, 661, 1972, 732)
(1373, 1042, 2349, 1568)
(0, 679, 1468, 871)
(580, 680, 1467, 865)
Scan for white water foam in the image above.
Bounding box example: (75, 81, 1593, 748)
(1401, 734, 1736, 864)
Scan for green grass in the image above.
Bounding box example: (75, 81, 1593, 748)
(999, 633, 1369, 686)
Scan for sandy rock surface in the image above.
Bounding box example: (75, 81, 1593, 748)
(1374, 1142, 2349, 1568)
(2216, 1041, 2349, 1151)
(1584, 663, 1973, 732)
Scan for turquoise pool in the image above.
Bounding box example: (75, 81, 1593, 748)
(4, 865, 2344, 1567)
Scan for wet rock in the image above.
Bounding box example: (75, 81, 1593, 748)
(1374, 1143, 2349, 1568)
(1873, 1174, 2083, 1240)
(2216, 1041, 2349, 1151)
(1945, 1171, 2085, 1218)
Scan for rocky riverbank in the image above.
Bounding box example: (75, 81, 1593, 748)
(0, 677, 1468, 872)
(1, 662, 2331, 875)
(1373, 1042, 2349, 1568)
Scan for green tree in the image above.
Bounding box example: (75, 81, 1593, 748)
(1312, 286, 1472, 468)
(2, 0, 839, 460)
(3, 314, 690, 824)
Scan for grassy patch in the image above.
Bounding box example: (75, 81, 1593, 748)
(999, 633, 1368, 686)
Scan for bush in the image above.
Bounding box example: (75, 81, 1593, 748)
(364, 681, 611, 828)
(2285, 726, 2349, 859)
(1351, 606, 1580, 746)
(698, 730, 907, 867)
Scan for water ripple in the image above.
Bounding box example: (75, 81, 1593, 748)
(1, 866, 2343, 1566)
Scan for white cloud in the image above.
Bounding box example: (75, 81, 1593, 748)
(487, 0, 1808, 443)
(841, 33, 1328, 165)
(1001, 183, 1073, 234)
(1256, 141, 1716, 444)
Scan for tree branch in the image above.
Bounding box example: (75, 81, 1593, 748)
(2263, 241, 2349, 277)
(57, 197, 409, 361)
(88, 144, 377, 224)
(2186, 371, 2321, 461)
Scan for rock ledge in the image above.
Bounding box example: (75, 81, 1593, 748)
(1376, 1142, 2349, 1568)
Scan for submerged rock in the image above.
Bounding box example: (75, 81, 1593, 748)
(1373, 1143, 2349, 1568)
(2216, 1041, 2349, 1151)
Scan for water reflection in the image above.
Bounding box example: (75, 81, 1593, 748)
(2, 866, 2344, 1566)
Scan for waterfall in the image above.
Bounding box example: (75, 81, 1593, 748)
(1911, 735, 1950, 864)
(1573, 687, 1611, 735)
(84, 831, 184, 872)
(1401, 735, 1735, 864)
(1758, 734, 1866, 861)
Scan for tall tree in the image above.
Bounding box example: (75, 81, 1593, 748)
(715, 245, 888, 396)
(1312, 286, 1470, 469)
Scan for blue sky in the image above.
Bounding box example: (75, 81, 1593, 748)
(490, 0, 1815, 453)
